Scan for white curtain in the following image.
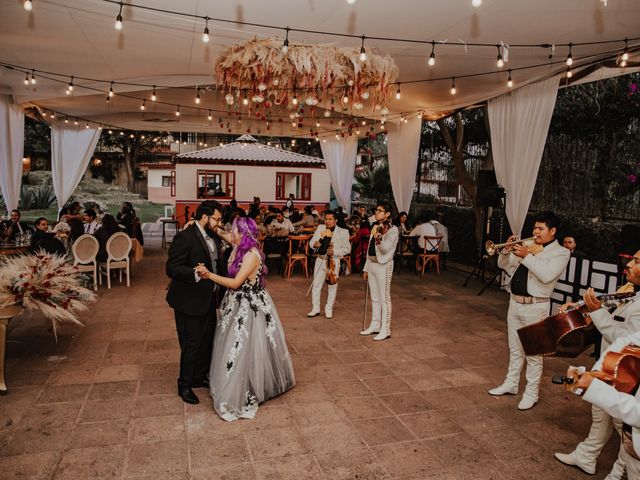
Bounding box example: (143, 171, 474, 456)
(320, 135, 357, 212)
(488, 75, 561, 237)
(51, 125, 101, 212)
(0, 95, 25, 213)
(387, 115, 422, 214)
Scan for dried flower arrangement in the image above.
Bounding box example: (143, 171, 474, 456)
(0, 252, 96, 338)
(215, 38, 399, 112)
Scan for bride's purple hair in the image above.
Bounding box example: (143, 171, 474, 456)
(227, 216, 267, 286)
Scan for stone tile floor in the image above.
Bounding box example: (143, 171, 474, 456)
(0, 242, 619, 479)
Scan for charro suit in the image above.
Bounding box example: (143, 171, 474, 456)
(496, 240, 570, 403)
(308, 224, 351, 316)
(166, 223, 225, 389)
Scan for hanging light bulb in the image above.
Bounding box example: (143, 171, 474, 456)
(622, 38, 629, 61)
(202, 17, 210, 43)
(23, 0, 32, 11)
(507, 70, 513, 88)
(316, 120, 320, 127)
(359, 35, 367, 62)
(49, 112, 55, 119)
(175, 106, 180, 117)
(195, 89, 201, 104)
(342, 94, 349, 104)
(66, 76, 74, 95)
(115, 2, 123, 30)
(346, 0, 356, 4)
(74, 119, 78, 126)
(496, 45, 504, 68)
(105, 93, 110, 103)
(291, 139, 296, 145)
(30, 69, 36, 85)
(620, 57, 628, 68)
(282, 27, 290, 55)
(395, 84, 401, 100)
(472, 0, 482, 7)
(566, 68, 573, 79)
(140, 99, 146, 111)
(292, 93, 298, 105)
(65, 116, 69, 124)
(151, 86, 157, 101)
(85, 123, 90, 129)
(428, 41, 436, 66)
(450, 77, 456, 95)
(208, 110, 212, 121)
(242, 90, 249, 106)
(24, 73, 29, 86)
(566, 43, 573, 66)
(108, 81, 114, 97)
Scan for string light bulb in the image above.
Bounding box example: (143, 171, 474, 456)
(566, 68, 573, 79)
(115, 2, 123, 31)
(622, 38, 629, 61)
(195, 89, 201, 104)
(346, 0, 356, 4)
(140, 99, 146, 111)
(65, 116, 69, 124)
(507, 70, 513, 88)
(472, 0, 482, 6)
(30, 69, 36, 85)
(242, 91, 249, 105)
(359, 35, 367, 62)
(282, 27, 290, 55)
(202, 17, 210, 43)
(23, 0, 32, 11)
(496, 45, 504, 68)
(566, 43, 573, 66)
(151, 86, 157, 101)
(428, 41, 436, 66)
(450, 77, 456, 95)
(175, 106, 180, 117)
(395, 84, 401, 100)
(208, 110, 212, 121)
(108, 82, 114, 97)
(24, 73, 29, 86)
(292, 93, 298, 105)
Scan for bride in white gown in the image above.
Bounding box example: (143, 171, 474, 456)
(195, 216, 295, 421)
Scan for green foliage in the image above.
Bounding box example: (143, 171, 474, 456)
(24, 117, 51, 153)
(19, 183, 57, 210)
(352, 161, 391, 202)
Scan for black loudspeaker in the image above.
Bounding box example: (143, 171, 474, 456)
(476, 170, 505, 207)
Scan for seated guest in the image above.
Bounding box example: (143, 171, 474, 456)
(263, 206, 277, 226)
(293, 206, 316, 228)
(270, 210, 293, 237)
(83, 209, 101, 235)
(409, 213, 437, 252)
(30, 217, 66, 255)
(394, 211, 411, 235)
(117, 202, 144, 246)
(68, 218, 86, 245)
(95, 214, 124, 262)
(1, 209, 33, 242)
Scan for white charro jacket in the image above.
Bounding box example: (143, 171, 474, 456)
(363, 224, 399, 270)
(308, 224, 351, 258)
(497, 239, 570, 298)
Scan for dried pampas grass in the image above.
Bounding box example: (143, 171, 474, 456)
(216, 38, 399, 109)
(0, 252, 96, 339)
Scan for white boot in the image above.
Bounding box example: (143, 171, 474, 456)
(488, 383, 518, 396)
(360, 319, 380, 335)
(373, 318, 390, 341)
(554, 451, 596, 475)
(307, 308, 320, 317)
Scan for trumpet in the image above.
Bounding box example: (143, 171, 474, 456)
(485, 237, 536, 256)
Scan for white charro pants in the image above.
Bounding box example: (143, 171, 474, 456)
(503, 298, 548, 400)
(609, 439, 636, 480)
(366, 260, 394, 332)
(311, 256, 340, 312)
(573, 406, 625, 477)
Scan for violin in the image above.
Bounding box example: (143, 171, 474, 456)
(372, 220, 391, 245)
(319, 229, 338, 285)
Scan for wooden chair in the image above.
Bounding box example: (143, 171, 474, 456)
(395, 235, 418, 274)
(72, 234, 100, 291)
(417, 235, 443, 276)
(286, 234, 311, 278)
(98, 232, 132, 288)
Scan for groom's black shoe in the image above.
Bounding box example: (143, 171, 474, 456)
(178, 386, 199, 404)
(192, 379, 210, 389)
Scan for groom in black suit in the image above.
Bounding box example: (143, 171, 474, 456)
(166, 200, 225, 404)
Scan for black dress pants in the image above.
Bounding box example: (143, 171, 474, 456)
(174, 308, 216, 388)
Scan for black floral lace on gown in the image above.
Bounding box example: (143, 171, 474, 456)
(210, 249, 295, 421)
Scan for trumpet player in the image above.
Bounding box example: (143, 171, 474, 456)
(488, 211, 570, 410)
(307, 210, 350, 319)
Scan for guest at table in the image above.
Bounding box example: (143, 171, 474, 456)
(68, 218, 85, 245)
(83, 209, 101, 235)
(270, 210, 294, 237)
(95, 214, 124, 262)
(1, 209, 33, 242)
(393, 211, 411, 235)
(409, 213, 437, 252)
(293, 206, 316, 229)
(117, 202, 144, 246)
(59, 201, 83, 224)
(30, 217, 66, 256)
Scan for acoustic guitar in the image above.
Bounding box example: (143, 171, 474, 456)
(517, 292, 636, 357)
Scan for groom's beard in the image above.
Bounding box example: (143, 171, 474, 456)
(205, 225, 217, 238)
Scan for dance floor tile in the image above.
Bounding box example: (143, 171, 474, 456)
(0, 241, 618, 478)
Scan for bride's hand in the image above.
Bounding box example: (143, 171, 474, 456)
(195, 264, 211, 279)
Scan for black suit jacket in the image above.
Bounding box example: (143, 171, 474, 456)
(165, 224, 226, 316)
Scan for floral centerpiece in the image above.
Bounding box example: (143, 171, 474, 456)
(0, 252, 96, 338)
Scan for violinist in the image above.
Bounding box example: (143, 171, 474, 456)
(555, 251, 640, 477)
(488, 211, 570, 410)
(360, 200, 399, 341)
(307, 210, 351, 319)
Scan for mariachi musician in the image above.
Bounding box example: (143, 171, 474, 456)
(307, 210, 350, 319)
(488, 211, 570, 411)
(360, 200, 399, 341)
(555, 250, 640, 478)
